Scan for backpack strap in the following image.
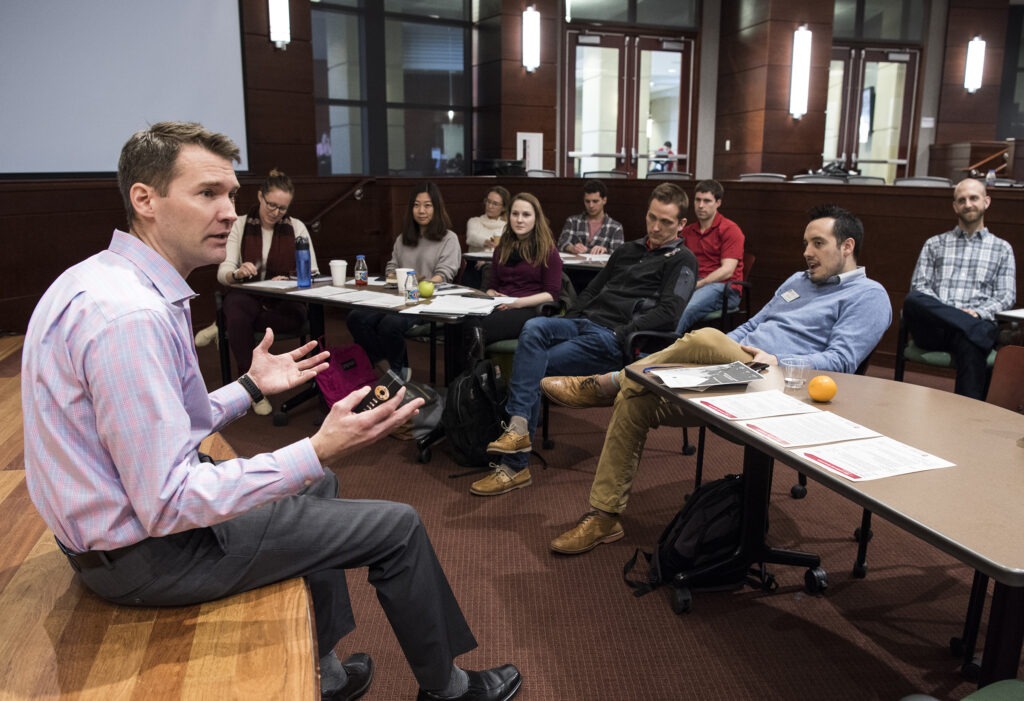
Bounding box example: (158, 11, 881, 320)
(622, 548, 658, 597)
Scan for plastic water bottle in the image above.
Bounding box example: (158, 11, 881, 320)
(405, 270, 419, 303)
(295, 236, 311, 288)
(985, 169, 996, 187)
(354, 255, 368, 286)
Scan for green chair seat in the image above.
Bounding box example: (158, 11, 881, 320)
(903, 340, 997, 369)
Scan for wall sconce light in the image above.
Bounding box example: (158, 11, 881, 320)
(964, 36, 986, 93)
(522, 6, 540, 73)
(789, 25, 812, 119)
(268, 0, 291, 50)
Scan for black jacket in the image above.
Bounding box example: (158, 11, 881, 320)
(568, 237, 697, 345)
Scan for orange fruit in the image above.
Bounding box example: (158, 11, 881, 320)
(807, 375, 837, 402)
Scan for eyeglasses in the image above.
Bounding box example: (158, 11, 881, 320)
(262, 194, 289, 214)
(484, 199, 504, 208)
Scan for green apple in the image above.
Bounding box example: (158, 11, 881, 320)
(418, 280, 435, 298)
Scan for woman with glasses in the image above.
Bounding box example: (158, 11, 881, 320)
(347, 182, 462, 380)
(213, 168, 318, 414)
(461, 186, 510, 290)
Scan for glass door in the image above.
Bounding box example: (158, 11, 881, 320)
(563, 32, 694, 178)
(824, 46, 920, 182)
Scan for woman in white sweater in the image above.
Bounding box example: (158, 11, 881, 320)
(347, 182, 461, 379)
(461, 186, 509, 290)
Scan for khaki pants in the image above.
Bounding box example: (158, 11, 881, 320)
(588, 328, 754, 514)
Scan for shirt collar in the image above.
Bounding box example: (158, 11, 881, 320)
(645, 236, 683, 252)
(805, 265, 867, 286)
(954, 225, 989, 240)
(109, 229, 197, 305)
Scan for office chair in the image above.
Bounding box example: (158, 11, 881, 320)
(696, 253, 755, 333)
(646, 172, 693, 180)
(582, 170, 628, 179)
(893, 312, 996, 383)
(791, 174, 847, 184)
(847, 175, 886, 185)
(526, 169, 557, 177)
(739, 173, 787, 182)
(215, 290, 311, 387)
(893, 176, 953, 187)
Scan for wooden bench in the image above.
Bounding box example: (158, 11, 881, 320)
(0, 431, 318, 700)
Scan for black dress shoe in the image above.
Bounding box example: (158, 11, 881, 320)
(416, 664, 521, 701)
(322, 653, 374, 701)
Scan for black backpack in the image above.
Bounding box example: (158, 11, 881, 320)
(441, 359, 510, 467)
(624, 474, 745, 598)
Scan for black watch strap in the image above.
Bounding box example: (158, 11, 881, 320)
(237, 373, 265, 403)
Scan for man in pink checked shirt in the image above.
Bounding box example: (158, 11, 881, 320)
(21, 122, 520, 701)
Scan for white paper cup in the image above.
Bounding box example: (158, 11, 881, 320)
(396, 267, 414, 291)
(329, 259, 348, 286)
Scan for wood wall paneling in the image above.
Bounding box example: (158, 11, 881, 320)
(933, 1, 1008, 146)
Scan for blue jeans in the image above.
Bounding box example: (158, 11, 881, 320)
(501, 317, 623, 469)
(675, 282, 740, 334)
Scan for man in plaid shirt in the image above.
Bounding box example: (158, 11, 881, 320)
(557, 179, 625, 254)
(904, 178, 1016, 399)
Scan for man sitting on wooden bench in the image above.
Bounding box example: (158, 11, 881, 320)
(21, 122, 521, 701)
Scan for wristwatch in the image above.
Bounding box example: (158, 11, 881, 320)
(237, 373, 265, 403)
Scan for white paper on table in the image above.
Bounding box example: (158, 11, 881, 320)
(741, 411, 880, 448)
(792, 436, 955, 481)
(241, 280, 295, 290)
(582, 254, 610, 263)
(288, 286, 355, 299)
(342, 290, 409, 308)
(687, 389, 819, 421)
(400, 295, 501, 315)
(997, 308, 1024, 320)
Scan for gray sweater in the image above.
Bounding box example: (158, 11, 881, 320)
(385, 230, 462, 283)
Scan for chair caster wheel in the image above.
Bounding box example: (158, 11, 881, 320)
(671, 587, 693, 615)
(272, 412, 290, 427)
(681, 445, 696, 456)
(852, 562, 868, 579)
(790, 483, 807, 499)
(417, 447, 432, 463)
(961, 659, 981, 682)
(805, 567, 828, 594)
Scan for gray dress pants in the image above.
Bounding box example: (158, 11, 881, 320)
(76, 470, 477, 690)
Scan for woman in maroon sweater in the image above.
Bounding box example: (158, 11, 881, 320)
(465, 193, 564, 353)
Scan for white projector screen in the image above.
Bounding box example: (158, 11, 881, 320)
(0, 0, 249, 175)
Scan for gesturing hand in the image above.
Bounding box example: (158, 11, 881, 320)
(246, 328, 330, 396)
(310, 385, 424, 463)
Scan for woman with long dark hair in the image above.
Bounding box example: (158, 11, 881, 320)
(347, 182, 461, 379)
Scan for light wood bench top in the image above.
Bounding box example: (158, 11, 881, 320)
(0, 434, 318, 700)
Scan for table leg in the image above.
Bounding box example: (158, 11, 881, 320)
(978, 582, 1024, 686)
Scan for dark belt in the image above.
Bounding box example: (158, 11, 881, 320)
(55, 537, 147, 572)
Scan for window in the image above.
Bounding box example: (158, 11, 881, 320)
(311, 3, 471, 175)
(566, 0, 697, 29)
(833, 0, 924, 43)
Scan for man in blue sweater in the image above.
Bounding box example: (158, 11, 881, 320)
(541, 204, 892, 555)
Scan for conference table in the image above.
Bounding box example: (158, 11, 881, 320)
(625, 364, 1024, 686)
(230, 279, 493, 421)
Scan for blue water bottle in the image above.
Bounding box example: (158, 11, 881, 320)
(295, 236, 311, 288)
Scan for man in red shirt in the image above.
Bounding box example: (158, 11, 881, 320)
(675, 179, 745, 332)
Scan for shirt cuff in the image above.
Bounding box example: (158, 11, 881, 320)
(274, 438, 327, 489)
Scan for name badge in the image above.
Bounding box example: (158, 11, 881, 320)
(781, 289, 800, 302)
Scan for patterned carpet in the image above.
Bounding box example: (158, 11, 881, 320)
(198, 311, 1008, 700)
